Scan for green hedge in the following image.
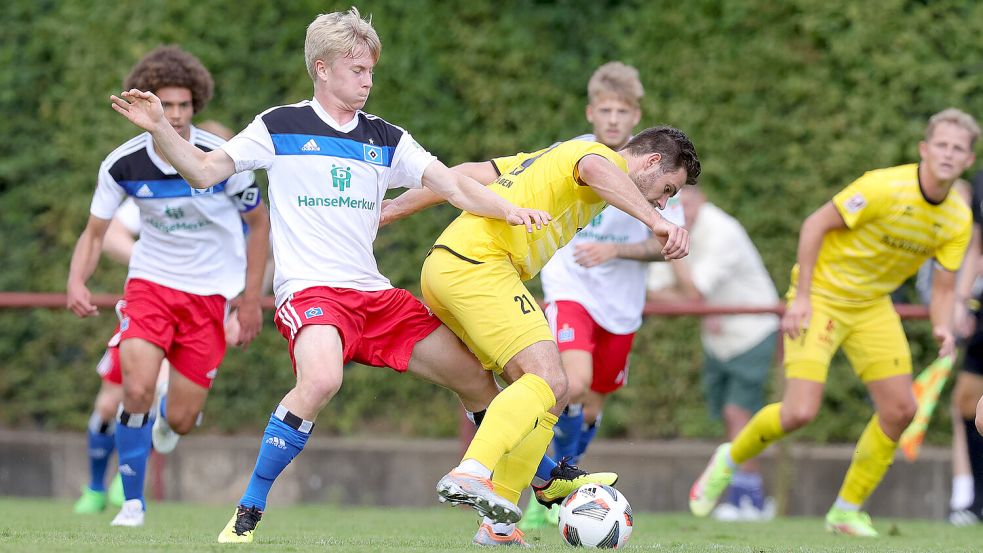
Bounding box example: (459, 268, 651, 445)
(2, 0, 982, 443)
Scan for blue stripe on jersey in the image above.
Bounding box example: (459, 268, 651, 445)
(270, 133, 394, 167)
(117, 179, 227, 199)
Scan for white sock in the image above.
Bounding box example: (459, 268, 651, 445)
(951, 474, 975, 511)
(456, 458, 492, 479)
(833, 497, 860, 511)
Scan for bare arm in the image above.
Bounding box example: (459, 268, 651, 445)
(381, 161, 500, 226)
(930, 267, 958, 358)
(577, 154, 688, 260)
(417, 160, 549, 231)
(955, 224, 982, 337)
(66, 215, 112, 317)
(101, 217, 136, 265)
(233, 204, 271, 347)
(781, 201, 846, 338)
(572, 236, 666, 268)
(110, 90, 236, 188)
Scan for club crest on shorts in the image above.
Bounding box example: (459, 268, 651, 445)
(304, 307, 324, 319)
(558, 324, 575, 343)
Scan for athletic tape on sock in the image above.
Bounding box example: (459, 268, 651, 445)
(274, 404, 314, 433)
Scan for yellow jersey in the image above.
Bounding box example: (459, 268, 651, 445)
(792, 163, 971, 302)
(433, 140, 627, 281)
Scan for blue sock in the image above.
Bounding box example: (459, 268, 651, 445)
(115, 411, 152, 508)
(534, 454, 558, 481)
(239, 407, 312, 510)
(159, 393, 167, 421)
(574, 416, 600, 465)
(86, 414, 116, 492)
(552, 404, 584, 461)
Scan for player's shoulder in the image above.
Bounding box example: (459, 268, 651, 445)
(857, 163, 918, 185)
(101, 133, 151, 169)
(357, 111, 406, 148)
(257, 100, 320, 132)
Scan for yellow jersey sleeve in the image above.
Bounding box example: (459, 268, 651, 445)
(936, 215, 972, 271)
(831, 171, 894, 229)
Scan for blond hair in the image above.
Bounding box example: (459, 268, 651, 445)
(587, 62, 644, 108)
(925, 108, 981, 147)
(305, 7, 382, 82)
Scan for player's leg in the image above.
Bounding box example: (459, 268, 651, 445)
(112, 337, 166, 527)
(75, 353, 123, 514)
(827, 298, 914, 537)
(577, 391, 606, 462)
(219, 324, 343, 543)
(691, 298, 841, 517)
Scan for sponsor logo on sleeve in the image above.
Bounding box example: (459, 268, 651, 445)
(843, 193, 866, 213)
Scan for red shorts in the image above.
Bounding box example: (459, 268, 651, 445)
(110, 278, 228, 389)
(274, 286, 441, 372)
(96, 346, 122, 385)
(546, 300, 635, 394)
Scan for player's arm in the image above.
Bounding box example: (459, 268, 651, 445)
(66, 215, 112, 317)
(930, 267, 958, 359)
(381, 161, 500, 226)
(110, 90, 236, 188)
(577, 154, 688, 260)
(101, 217, 136, 265)
(573, 236, 666, 268)
(233, 203, 270, 347)
(417, 160, 550, 232)
(955, 224, 982, 337)
(782, 201, 846, 339)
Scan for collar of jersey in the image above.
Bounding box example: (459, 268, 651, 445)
(310, 97, 361, 134)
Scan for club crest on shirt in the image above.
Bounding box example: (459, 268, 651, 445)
(843, 193, 866, 213)
(304, 307, 324, 319)
(363, 143, 384, 165)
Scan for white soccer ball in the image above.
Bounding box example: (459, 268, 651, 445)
(557, 483, 633, 548)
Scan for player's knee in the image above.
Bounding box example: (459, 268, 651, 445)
(782, 403, 818, 431)
(94, 394, 122, 421)
(122, 383, 155, 410)
(168, 412, 197, 435)
(881, 398, 916, 429)
(299, 371, 343, 404)
(566, 377, 589, 405)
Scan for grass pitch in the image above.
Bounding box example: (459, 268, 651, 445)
(0, 497, 980, 552)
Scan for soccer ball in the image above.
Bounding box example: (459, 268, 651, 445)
(557, 483, 633, 548)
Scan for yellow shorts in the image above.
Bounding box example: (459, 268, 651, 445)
(421, 247, 554, 371)
(783, 294, 911, 383)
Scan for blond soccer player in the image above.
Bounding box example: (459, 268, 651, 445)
(689, 108, 979, 537)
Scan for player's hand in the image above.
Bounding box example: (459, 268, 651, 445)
(379, 199, 398, 228)
(781, 295, 811, 340)
(934, 325, 957, 359)
(235, 297, 263, 347)
(66, 281, 98, 318)
(573, 242, 617, 268)
(110, 89, 166, 133)
(650, 219, 688, 260)
(955, 303, 977, 338)
(505, 207, 551, 233)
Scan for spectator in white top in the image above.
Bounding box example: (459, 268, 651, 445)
(647, 184, 779, 521)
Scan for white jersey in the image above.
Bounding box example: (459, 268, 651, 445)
(90, 127, 260, 299)
(540, 133, 686, 334)
(114, 198, 142, 234)
(221, 98, 436, 306)
(648, 202, 779, 360)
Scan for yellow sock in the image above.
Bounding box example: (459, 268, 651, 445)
(730, 403, 785, 464)
(838, 415, 896, 506)
(463, 373, 556, 471)
(492, 412, 558, 504)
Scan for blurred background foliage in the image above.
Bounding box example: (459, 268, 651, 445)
(3, 0, 983, 443)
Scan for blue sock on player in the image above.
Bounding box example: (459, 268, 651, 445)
(726, 470, 765, 509)
(239, 405, 313, 510)
(115, 410, 153, 508)
(552, 404, 584, 461)
(573, 414, 601, 465)
(87, 413, 116, 492)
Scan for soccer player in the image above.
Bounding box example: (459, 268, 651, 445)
(68, 46, 270, 527)
(689, 108, 979, 536)
(518, 61, 686, 531)
(107, 9, 552, 544)
(385, 126, 701, 542)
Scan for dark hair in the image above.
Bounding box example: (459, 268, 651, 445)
(624, 126, 701, 185)
(123, 46, 214, 114)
